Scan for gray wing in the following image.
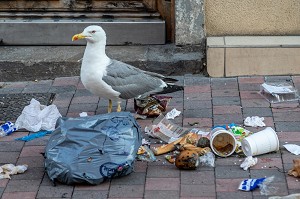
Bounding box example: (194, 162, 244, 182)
(102, 60, 166, 99)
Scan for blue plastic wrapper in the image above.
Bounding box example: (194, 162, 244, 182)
(15, 131, 52, 142)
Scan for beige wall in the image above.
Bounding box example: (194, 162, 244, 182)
(205, 0, 300, 36)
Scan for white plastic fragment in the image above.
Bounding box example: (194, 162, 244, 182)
(79, 112, 88, 117)
(0, 164, 28, 179)
(240, 156, 258, 170)
(244, 116, 266, 127)
(283, 144, 300, 155)
(165, 108, 181, 119)
(15, 98, 62, 132)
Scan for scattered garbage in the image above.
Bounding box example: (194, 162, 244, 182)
(259, 82, 299, 103)
(0, 164, 28, 179)
(134, 95, 172, 117)
(165, 108, 181, 119)
(0, 121, 17, 137)
(44, 112, 142, 185)
(283, 144, 300, 155)
(288, 159, 300, 178)
(244, 116, 266, 127)
(137, 145, 157, 162)
(238, 176, 276, 195)
(15, 130, 52, 142)
(210, 128, 237, 157)
(240, 156, 258, 170)
(199, 151, 215, 167)
(241, 127, 279, 156)
(15, 98, 61, 132)
(79, 112, 88, 117)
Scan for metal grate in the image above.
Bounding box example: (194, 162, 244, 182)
(0, 93, 55, 121)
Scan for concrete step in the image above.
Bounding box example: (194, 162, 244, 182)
(0, 45, 205, 82)
(207, 36, 300, 77)
(0, 18, 165, 45)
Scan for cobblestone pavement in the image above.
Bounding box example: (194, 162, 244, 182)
(0, 75, 300, 199)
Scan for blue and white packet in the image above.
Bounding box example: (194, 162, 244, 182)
(238, 177, 266, 191)
(238, 176, 276, 195)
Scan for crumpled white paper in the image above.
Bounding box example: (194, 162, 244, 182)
(283, 144, 300, 155)
(79, 112, 88, 117)
(15, 98, 62, 132)
(244, 116, 266, 127)
(165, 108, 181, 119)
(0, 164, 28, 179)
(240, 156, 258, 170)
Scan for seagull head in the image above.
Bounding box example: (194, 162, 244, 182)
(72, 25, 106, 44)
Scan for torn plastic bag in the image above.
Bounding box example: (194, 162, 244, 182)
(44, 112, 142, 185)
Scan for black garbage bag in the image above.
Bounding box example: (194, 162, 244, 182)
(44, 112, 142, 185)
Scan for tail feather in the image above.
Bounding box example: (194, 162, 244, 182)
(155, 84, 183, 95)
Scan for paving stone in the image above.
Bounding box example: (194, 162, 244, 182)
(53, 92, 74, 100)
(275, 122, 300, 132)
(1, 192, 37, 199)
(0, 132, 28, 141)
(213, 113, 243, 125)
(213, 105, 242, 115)
(37, 185, 74, 198)
(145, 178, 179, 190)
(22, 82, 52, 93)
(68, 103, 98, 112)
(286, 175, 300, 190)
(273, 111, 300, 122)
(108, 185, 144, 198)
(180, 184, 216, 198)
(217, 192, 253, 199)
(250, 169, 285, 182)
(74, 181, 110, 191)
(0, 87, 24, 94)
(183, 118, 212, 128)
(72, 190, 108, 199)
(212, 96, 241, 106)
(215, 165, 250, 179)
(181, 170, 214, 185)
(239, 83, 262, 91)
(211, 89, 239, 97)
(17, 156, 45, 168)
(0, 141, 24, 152)
(144, 190, 179, 199)
(72, 96, 99, 105)
(216, 178, 246, 192)
(20, 145, 45, 157)
(240, 91, 264, 99)
(147, 165, 180, 178)
(265, 75, 292, 82)
(277, 131, 300, 142)
(184, 100, 212, 109)
(49, 86, 76, 94)
(241, 99, 270, 108)
(53, 76, 80, 87)
(110, 172, 146, 185)
(0, 179, 9, 187)
(24, 134, 50, 146)
(215, 157, 244, 166)
(184, 76, 210, 86)
(238, 76, 265, 84)
(11, 167, 45, 180)
(5, 179, 41, 192)
(211, 78, 238, 90)
(0, 152, 20, 164)
(242, 107, 273, 117)
(251, 157, 283, 170)
(184, 109, 212, 118)
(185, 92, 211, 101)
(184, 85, 211, 93)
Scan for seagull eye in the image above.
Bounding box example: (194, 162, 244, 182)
(91, 30, 96, 34)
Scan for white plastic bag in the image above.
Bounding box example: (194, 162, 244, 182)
(15, 98, 61, 132)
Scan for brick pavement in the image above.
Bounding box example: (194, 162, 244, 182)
(0, 75, 300, 199)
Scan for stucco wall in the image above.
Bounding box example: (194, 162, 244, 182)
(205, 0, 300, 36)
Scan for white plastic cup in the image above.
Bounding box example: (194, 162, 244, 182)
(210, 129, 237, 157)
(241, 127, 279, 156)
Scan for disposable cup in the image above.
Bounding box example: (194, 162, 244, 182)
(241, 127, 279, 156)
(210, 129, 237, 157)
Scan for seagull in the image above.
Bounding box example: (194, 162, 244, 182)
(72, 25, 183, 113)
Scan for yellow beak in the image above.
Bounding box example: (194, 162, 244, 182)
(72, 33, 86, 41)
